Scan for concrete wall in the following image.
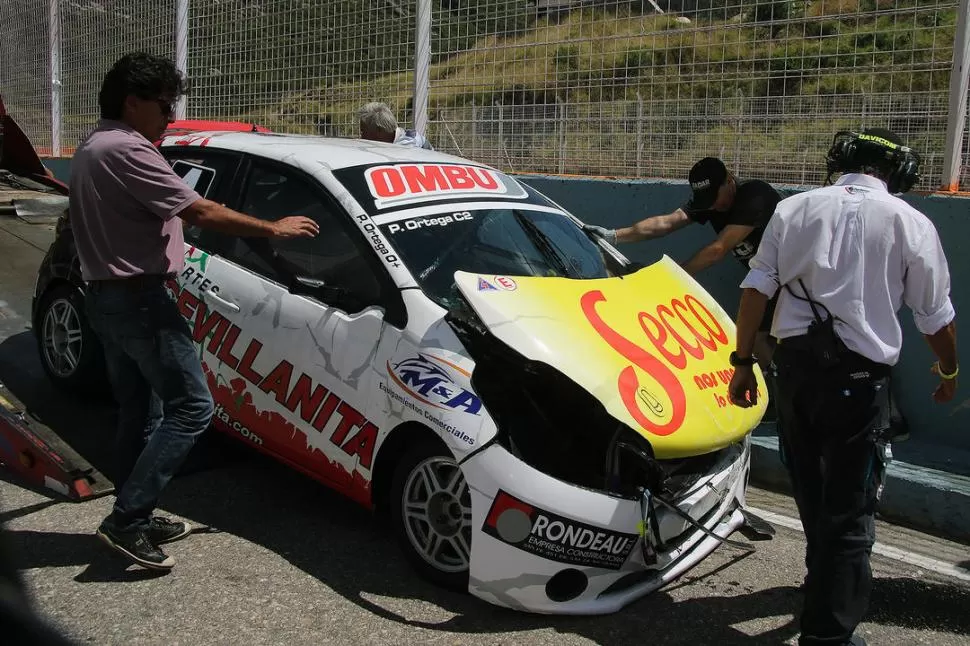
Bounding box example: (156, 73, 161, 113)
(44, 159, 71, 183)
(41, 159, 970, 473)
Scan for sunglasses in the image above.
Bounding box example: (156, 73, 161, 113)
(158, 98, 178, 116)
(143, 97, 177, 116)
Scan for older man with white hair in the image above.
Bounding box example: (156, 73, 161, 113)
(357, 101, 433, 150)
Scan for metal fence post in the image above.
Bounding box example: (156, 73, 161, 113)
(734, 88, 744, 176)
(496, 100, 504, 168)
(175, 0, 189, 120)
(942, 0, 970, 191)
(471, 99, 477, 159)
(413, 0, 431, 134)
(49, 0, 61, 157)
(636, 92, 643, 175)
(557, 96, 566, 174)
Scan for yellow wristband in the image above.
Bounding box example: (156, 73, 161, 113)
(937, 362, 959, 380)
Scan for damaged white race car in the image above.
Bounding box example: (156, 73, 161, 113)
(33, 130, 770, 614)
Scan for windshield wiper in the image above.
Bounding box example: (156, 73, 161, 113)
(512, 211, 575, 278)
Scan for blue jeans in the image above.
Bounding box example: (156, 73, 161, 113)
(84, 278, 213, 534)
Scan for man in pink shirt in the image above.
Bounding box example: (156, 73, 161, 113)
(70, 52, 319, 571)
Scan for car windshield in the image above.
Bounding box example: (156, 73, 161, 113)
(379, 206, 623, 310)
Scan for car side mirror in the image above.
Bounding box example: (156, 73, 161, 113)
(290, 275, 351, 306)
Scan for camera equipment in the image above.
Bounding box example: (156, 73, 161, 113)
(825, 130, 922, 193)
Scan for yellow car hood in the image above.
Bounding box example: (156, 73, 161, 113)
(454, 256, 766, 459)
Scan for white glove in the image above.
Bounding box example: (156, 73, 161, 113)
(584, 224, 617, 245)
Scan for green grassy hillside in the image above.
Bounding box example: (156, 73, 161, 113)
(206, 0, 955, 183)
(35, 0, 961, 184)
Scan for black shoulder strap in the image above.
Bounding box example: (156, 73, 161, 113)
(784, 279, 833, 323)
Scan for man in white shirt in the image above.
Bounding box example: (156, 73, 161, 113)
(727, 128, 958, 646)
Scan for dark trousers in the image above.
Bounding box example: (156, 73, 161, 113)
(772, 339, 892, 645)
(84, 278, 214, 534)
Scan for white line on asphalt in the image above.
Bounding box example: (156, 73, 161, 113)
(746, 506, 970, 584)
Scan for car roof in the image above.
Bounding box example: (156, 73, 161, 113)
(158, 131, 489, 171)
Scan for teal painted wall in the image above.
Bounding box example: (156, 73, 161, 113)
(44, 158, 72, 183)
(515, 173, 970, 472)
(42, 159, 970, 470)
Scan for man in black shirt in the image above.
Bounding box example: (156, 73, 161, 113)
(586, 157, 782, 367)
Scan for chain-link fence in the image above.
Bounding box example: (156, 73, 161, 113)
(58, 1, 177, 151)
(1, 0, 967, 191)
(0, 0, 52, 155)
(428, 0, 960, 187)
(186, 2, 417, 136)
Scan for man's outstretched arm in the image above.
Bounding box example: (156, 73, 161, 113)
(584, 209, 691, 245)
(178, 199, 320, 239)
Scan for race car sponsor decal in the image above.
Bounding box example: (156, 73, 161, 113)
(476, 276, 516, 292)
(493, 276, 517, 291)
(213, 403, 264, 445)
(387, 210, 473, 233)
(452, 261, 766, 458)
(203, 368, 372, 506)
(482, 490, 638, 570)
(637, 386, 666, 417)
(184, 246, 210, 273)
(169, 282, 380, 473)
(354, 211, 401, 269)
(581, 291, 730, 437)
(387, 354, 482, 415)
(379, 381, 475, 446)
(363, 163, 528, 210)
(180, 248, 220, 294)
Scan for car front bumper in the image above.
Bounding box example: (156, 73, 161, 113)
(462, 436, 751, 615)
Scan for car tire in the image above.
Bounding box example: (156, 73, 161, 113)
(389, 440, 472, 592)
(35, 284, 107, 395)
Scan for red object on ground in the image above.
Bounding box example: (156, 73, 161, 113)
(0, 382, 113, 501)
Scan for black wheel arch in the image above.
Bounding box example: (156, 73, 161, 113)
(31, 216, 84, 332)
(370, 420, 450, 519)
(32, 275, 85, 333)
(33, 279, 108, 396)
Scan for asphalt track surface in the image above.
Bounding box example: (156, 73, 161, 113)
(1, 215, 968, 645)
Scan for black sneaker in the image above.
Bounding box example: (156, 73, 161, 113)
(96, 521, 174, 570)
(148, 516, 192, 545)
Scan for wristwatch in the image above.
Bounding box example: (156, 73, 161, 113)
(730, 351, 756, 367)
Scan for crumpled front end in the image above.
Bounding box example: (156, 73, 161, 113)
(441, 260, 765, 614)
(462, 436, 751, 614)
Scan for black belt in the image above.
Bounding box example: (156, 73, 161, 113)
(88, 273, 176, 289)
(777, 333, 892, 377)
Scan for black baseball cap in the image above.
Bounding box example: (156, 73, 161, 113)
(685, 157, 728, 211)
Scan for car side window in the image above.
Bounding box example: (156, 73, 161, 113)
(231, 163, 384, 310)
(163, 151, 237, 247)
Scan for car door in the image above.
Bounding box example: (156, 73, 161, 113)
(161, 146, 244, 300)
(179, 155, 405, 502)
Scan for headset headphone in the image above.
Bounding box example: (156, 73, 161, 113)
(825, 130, 922, 194)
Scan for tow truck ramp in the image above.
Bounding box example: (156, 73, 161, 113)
(0, 380, 113, 501)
